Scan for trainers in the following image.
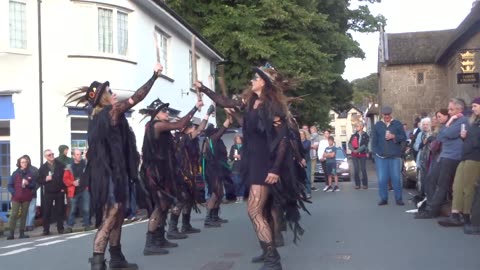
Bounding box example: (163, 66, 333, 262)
(312, 186, 319, 191)
(332, 186, 340, 192)
(64, 227, 73, 234)
(378, 200, 388, 206)
(323, 185, 332, 192)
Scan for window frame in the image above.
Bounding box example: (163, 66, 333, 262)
(154, 28, 171, 76)
(9, 0, 27, 50)
(97, 6, 129, 57)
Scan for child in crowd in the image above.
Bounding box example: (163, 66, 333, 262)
(323, 137, 340, 192)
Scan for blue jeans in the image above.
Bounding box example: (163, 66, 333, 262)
(26, 197, 37, 227)
(352, 156, 368, 187)
(232, 173, 245, 197)
(67, 190, 91, 227)
(126, 187, 137, 219)
(305, 159, 312, 194)
(375, 155, 403, 202)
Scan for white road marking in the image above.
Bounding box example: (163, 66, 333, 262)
(0, 247, 36, 256)
(0, 242, 34, 249)
(34, 236, 61, 242)
(66, 233, 90, 239)
(34, 240, 66, 246)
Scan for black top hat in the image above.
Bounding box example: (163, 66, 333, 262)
(252, 62, 275, 89)
(139, 98, 170, 118)
(87, 81, 110, 107)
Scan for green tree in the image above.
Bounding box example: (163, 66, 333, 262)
(351, 72, 378, 108)
(165, 0, 385, 128)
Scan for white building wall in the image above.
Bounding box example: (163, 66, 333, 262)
(0, 0, 222, 173)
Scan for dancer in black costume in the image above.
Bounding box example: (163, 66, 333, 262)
(138, 98, 203, 255)
(65, 64, 163, 270)
(167, 104, 216, 236)
(195, 64, 308, 270)
(202, 115, 233, 228)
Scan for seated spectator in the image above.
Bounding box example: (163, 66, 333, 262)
(438, 97, 480, 228)
(7, 156, 35, 240)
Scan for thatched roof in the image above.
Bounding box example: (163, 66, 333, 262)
(385, 30, 455, 65)
(435, 3, 480, 63)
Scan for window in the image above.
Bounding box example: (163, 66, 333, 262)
(98, 8, 129, 55)
(71, 118, 88, 154)
(155, 30, 170, 75)
(98, 8, 113, 53)
(117, 11, 128, 55)
(0, 142, 10, 188)
(9, 0, 27, 49)
(341, 125, 347, 136)
(417, 72, 424, 84)
(329, 114, 335, 122)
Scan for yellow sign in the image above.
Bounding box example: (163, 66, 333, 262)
(460, 50, 476, 73)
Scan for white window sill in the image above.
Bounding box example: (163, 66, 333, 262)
(0, 48, 32, 56)
(67, 53, 137, 65)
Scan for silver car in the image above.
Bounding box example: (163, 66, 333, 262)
(314, 147, 350, 182)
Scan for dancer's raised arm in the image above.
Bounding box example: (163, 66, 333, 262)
(194, 81, 243, 110)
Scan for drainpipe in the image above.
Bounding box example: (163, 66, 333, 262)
(38, 0, 43, 164)
(37, 0, 44, 208)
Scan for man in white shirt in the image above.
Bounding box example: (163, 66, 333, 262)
(309, 126, 320, 191)
(317, 130, 331, 190)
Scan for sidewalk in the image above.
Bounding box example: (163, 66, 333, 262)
(0, 210, 148, 240)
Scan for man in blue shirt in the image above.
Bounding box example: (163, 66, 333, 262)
(372, 106, 407, 205)
(416, 98, 469, 219)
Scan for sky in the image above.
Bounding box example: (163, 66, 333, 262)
(342, 0, 476, 82)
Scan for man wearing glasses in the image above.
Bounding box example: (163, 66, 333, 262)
(37, 149, 67, 235)
(372, 106, 407, 206)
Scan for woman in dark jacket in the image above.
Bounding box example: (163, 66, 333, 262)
(299, 130, 311, 198)
(195, 63, 308, 270)
(229, 135, 245, 203)
(7, 156, 35, 240)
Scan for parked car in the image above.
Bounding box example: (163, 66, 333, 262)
(402, 147, 418, 189)
(314, 147, 350, 182)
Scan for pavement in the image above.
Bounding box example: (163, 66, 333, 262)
(0, 161, 479, 270)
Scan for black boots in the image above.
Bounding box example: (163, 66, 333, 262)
(181, 214, 201, 234)
(109, 245, 138, 269)
(212, 208, 228, 223)
(251, 241, 268, 263)
(204, 209, 221, 228)
(154, 227, 178, 248)
(6, 231, 14, 240)
(274, 231, 284, 247)
(144, 232, 169, 255)
(19, 230, 29, 239)
(90, 254, 107, 270)
(258, 241, 282, 270)
(167, 214, 188, 239)
(438, 213, 464, 227)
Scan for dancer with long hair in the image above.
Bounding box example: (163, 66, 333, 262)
(65, 64, 163, 270)
(195, 63, 308, 270)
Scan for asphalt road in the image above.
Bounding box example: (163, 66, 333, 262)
(1, 164, 479, 270)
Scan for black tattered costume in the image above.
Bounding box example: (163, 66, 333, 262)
(198, 65, 309, 270)
(65, 71, 160, 270)
(138, 99, 200, 255)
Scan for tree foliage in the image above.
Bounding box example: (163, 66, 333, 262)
(351, 72, 378, 108)
(166, 0, 385, 128)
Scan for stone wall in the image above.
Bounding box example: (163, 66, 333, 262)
(378, 64, 448, 125)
